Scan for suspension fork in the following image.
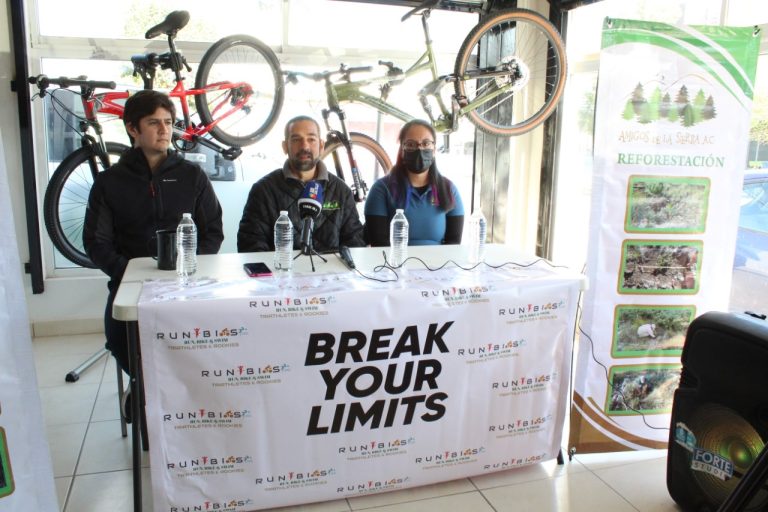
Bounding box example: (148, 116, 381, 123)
(322, 107, 367, 202)
(78, 118, 112, 180)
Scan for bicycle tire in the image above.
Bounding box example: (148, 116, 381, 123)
(454, 8, 567, 137)
(43, 142, 129, 268)
(321, 132, 392, 195)
(195, 35, 284, 147)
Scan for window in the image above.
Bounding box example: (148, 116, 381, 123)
(30, 1, 479, 270)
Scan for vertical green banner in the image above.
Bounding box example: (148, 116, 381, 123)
(570, 18, 759, 453)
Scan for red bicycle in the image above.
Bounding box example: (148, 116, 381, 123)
(33, 11, 284, 268)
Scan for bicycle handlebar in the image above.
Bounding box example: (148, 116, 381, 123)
(29, 74, 116, 92)
(284, 65, 374, 84)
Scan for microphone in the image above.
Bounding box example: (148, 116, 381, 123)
(339, 246, 356, 270)
(298, 181, 324, 255)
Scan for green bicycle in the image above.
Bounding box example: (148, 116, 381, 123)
(285, 0, 567, 199)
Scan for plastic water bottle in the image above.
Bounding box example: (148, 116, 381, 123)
(176, 213, 197, 280)
(469, 209, 487, 264)
(273, 210, 294, 271)
(389, 209, 409, 267)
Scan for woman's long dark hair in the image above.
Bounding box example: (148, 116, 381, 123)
(385, 119, 456, 212)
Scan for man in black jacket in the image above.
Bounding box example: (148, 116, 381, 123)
(237, 116, 365, 253)
(84, 90, 224, 377)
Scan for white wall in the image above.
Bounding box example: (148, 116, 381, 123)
(2, 0, 107, 335)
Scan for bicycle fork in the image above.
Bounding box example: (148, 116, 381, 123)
(321, 107, 368, 202)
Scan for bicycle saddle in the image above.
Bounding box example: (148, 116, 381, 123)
(145, 10, 190, 39)
(401, 0, 441, 22)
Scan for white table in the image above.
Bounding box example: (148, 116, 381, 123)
(114, 245, 585, 511)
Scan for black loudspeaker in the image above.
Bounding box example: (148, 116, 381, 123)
(667, 311, 768, 512)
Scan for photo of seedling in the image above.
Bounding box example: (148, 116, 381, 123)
(619, 240, 703, 294)
(606, 364, 681, 415)
(625, 176, 710, 233)
(612, 305, 695, 357)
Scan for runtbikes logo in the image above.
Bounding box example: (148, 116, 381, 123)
(155, 326, 247, 350)
(249, 295, 336, 319)
(419, 285, 492, 307)
(482, 452, 547, 471)
(489, 413, 554, 438)
(254, 467, 336, 490)
(337, 476, 410, 495)
(167, 454, 254, 477)
(492, 372, 558, 397)
(163, 408, 252, 430)
(168, 497, 255, 512)
(414, 446, 485, 468)
(498, 299, 566, 323)
(337, 437, 416, 461)
(201, 363, 291, 388)
(456, 338, 527, 363)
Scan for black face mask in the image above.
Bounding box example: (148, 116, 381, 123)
(402, 149, 434, 174)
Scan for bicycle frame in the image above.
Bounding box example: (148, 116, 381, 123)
(92, 79, 250, 158)
(327, 12, 456, 132)
(323, 8, 543, 136)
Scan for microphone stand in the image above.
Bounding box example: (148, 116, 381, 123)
(294, 219, 327, 272)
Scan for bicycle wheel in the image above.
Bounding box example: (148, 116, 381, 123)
(43, 142, 129, 268)
(455, 8, 567, 136)
(321, 132, 392, 197)
(195, 35, 284, 147)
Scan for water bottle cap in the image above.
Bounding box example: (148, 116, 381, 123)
(183, 212, 192, 218)
(395, 209, 404, 214)
(280, 210, 288, 215)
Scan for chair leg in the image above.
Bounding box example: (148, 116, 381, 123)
(117, 365, 128, 438)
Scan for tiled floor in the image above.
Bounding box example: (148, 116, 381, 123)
(34, 333, 681, 512)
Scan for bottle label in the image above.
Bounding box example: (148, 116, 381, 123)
(0, 427, 14, 498)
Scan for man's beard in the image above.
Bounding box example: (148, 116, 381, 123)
(290, 151, 318, 172)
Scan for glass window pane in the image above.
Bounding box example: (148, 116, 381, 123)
(727, 0, 768, 26)
(37, 53, 476, 264)
(35, 0, 282, 44)
(731, 53, 768, 312)
(287, 0, 477, 56)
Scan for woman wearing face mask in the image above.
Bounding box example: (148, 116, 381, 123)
(364, 119, 464, 246)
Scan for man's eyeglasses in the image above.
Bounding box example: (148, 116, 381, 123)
(402, 139, 436, 151)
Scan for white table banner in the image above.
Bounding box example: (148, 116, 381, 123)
(139, 266, 581, 511)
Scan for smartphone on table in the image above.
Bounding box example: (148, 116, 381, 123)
(243, 262, 272, 277)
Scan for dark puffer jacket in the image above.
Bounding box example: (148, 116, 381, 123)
(237, 161, 365, 253)
(83, 147, 224, 281)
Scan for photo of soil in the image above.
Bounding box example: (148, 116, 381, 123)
(606, 365, 681, 415)
(625, 176, 710, 233)
(612, 305, 695, 357)
(619, 241, 703, 294)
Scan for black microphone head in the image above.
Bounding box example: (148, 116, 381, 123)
(298, 180, 324, 219)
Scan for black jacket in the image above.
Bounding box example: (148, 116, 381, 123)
(237, 161, 365, 253)
(83, 147, 224, 281)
